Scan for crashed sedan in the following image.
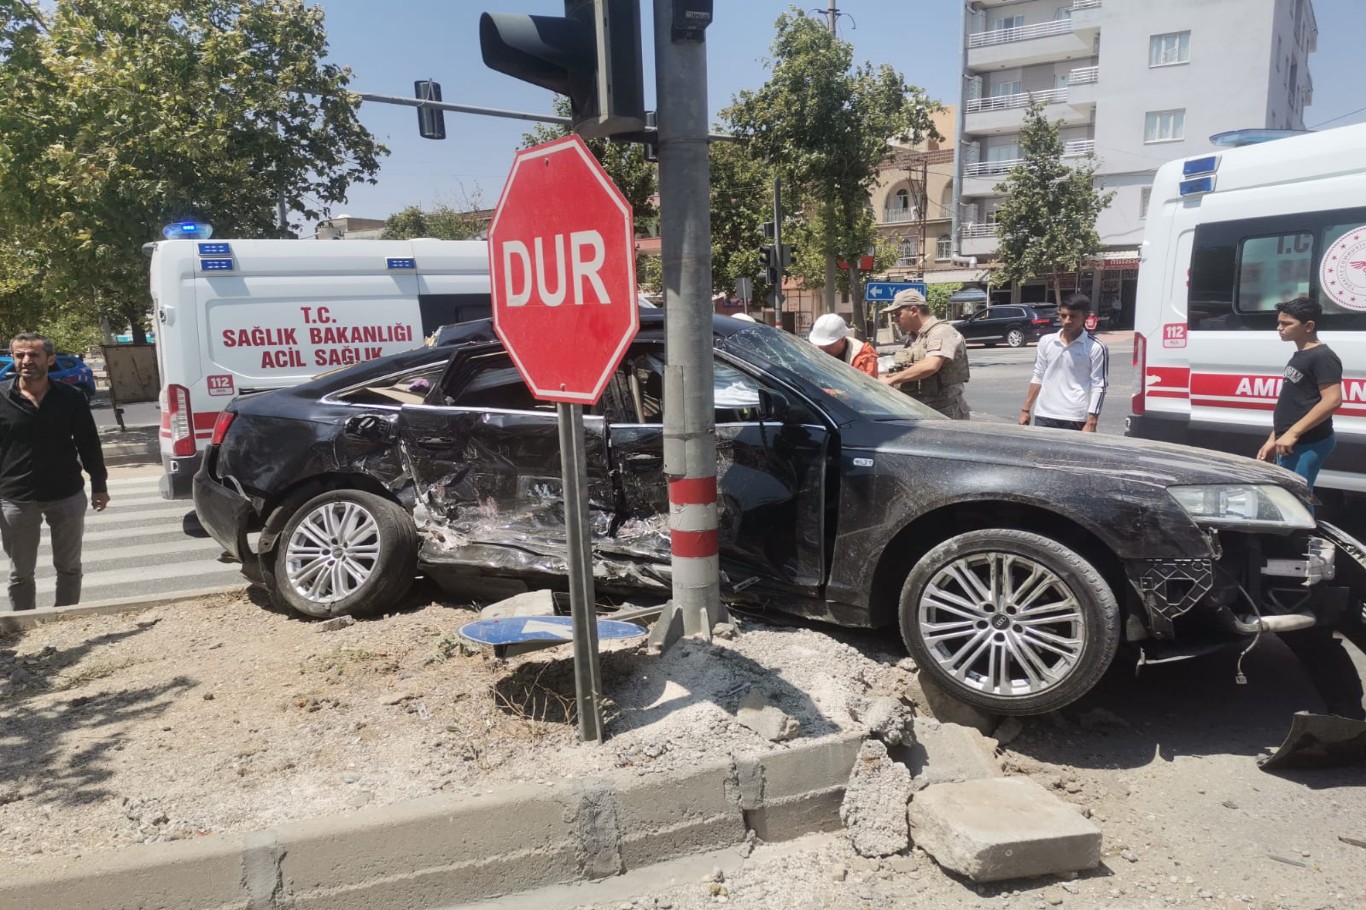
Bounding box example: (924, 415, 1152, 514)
(194, 313, 1366, 715)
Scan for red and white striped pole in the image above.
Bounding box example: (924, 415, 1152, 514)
(669, 476, 722, 636)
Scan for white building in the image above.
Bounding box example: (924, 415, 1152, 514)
(955, 0, 1317, 314)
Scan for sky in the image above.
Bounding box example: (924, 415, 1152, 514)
(311, 0, 1366, 228)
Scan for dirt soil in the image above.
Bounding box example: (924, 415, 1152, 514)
(2, 590, 1364, 910)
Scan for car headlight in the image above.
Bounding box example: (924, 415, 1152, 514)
(1167, 484, 1315, 530)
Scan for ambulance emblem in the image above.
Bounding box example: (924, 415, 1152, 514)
(1320, 227, 1366, 312)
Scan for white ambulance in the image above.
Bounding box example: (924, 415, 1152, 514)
(1126, 123, 1366, 502)
(150, 238, 491, 499)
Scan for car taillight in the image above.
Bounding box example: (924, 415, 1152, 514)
(1031, 318, 1051, 326)
(209, 410, 236, 447)
(166, 383, 196, 457)
(1131, 332, 1147, 417)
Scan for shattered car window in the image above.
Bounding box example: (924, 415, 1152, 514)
(721, 326, 942, 421)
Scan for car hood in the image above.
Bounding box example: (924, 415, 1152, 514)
(842, 418, 1306, 493)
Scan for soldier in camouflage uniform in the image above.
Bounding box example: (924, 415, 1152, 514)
(879, 288, 971, 419)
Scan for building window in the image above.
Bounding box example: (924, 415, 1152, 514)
(1148, 31, 1190, 67)
(987, 143, 1020, 163)
(1144, 109, 1185, 143)
(897, 239, 918, 266)
(990, 15, 1024, 32)
(989, 79, 1022, 98)
(892, 188, 911, 211)
(1140, 187, 1152, 220)
(937, 234, 952, 260)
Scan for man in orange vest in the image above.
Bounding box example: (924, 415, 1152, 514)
(808, 314, 878, 378)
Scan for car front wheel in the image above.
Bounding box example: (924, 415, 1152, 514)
(1005, 327, 1026, 347)
(899, 529, 1119, 716)
(271, 489, 417, 619)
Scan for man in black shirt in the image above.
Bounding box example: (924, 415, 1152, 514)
(1255, 296, 1342, 490)
(0, 333, 109, 611)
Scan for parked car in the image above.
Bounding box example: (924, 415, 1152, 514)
(951, 305, 1058, 347)
(194, 313, 1366, 716)
(0, 350, 97, 400)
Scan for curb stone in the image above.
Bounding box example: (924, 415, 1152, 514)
(0, 731, 867, 910)
(0, 586, 245, 633)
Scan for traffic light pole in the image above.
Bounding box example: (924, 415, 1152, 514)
(772, 177, 784, 314)
(652, 0, 726, 641)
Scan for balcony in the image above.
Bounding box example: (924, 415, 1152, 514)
(962, 139, 1095, 197)
(967, 2, 1099, 70)
(964, 86, 1091, 135)
(960, 224, 1000, 258)
(882, 206, 919, 225)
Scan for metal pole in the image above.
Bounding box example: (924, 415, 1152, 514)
(557, 402, 604, 743)
(772, 176, 784, 315)
(653, 0, 725, 640)
(827, 0, 838, 33)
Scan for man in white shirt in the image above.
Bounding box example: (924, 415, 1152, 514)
(1018, 295, 1108, 432)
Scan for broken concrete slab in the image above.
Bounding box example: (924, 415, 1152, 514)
(905, 672, 999, 734)
(839, 739, 912, 857)
(478, 589, 556, 619)
(735, 690, 800, 743)
(904, 718, 1002, 790)
(907, 777, 1102, 882)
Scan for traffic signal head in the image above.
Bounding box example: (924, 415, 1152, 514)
(480, 0, 645, 138)
(414, 80, 446, 140)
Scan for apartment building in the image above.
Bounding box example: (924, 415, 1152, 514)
(955, 0, 1317, 316)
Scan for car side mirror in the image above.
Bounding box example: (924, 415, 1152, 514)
(344, 413, 399, 443)
(759, 388, 792, 422)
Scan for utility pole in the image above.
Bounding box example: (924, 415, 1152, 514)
(827, 0, 838, 33)
(772, 176, 784, 315)
(821, 0, 840, 317)
(653, 0, 726, 641)
(918, 156, 929, 279)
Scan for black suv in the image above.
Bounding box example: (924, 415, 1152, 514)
(951, 305, 1058, 347)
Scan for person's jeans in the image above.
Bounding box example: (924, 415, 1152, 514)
(0, 491, 87, 611)
(1277, 433, 1337, 492)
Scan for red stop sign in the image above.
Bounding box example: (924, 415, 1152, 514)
(488, 135, 639, 404)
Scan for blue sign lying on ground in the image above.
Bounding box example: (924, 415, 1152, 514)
(864, 281, 927, 304)
(458, 615, 647, 647)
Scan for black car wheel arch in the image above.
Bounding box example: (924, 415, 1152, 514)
(898, 529, 1121, 715)
(267, 488, 418, 619)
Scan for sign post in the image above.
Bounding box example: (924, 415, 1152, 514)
(487, 135, 638, 742)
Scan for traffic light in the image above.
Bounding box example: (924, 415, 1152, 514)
(480, 0, 645, 138)
(779, 244, 795, 268)
(758, 245, 779, 285)
(414, 80, 446, 140)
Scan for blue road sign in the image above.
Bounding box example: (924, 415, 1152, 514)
(458, 615, 647, 647)
(864, 281, 927, 304)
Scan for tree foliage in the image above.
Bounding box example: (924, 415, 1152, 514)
(381, 204, 485, 241)
(708, 139, 774, 304)
(721, 7, 943, 326)
(992, 102, 1114, 304)
(0, 0, 385, 343)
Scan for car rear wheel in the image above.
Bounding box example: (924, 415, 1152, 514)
(1005, 327, 1026, 347)
(271, 489, 417, 619)
(899, 530, 1119, 716)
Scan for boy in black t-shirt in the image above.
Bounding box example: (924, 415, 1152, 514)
(1255, 296, 1342, 491)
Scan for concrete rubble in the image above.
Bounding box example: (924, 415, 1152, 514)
(838, 739, 913, 857)
(906, 777, 1103, 882)
(735, 689, 801, 743)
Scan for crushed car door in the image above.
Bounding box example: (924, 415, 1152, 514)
(395, 349, 616, 577)
(604, 347, 830, 597)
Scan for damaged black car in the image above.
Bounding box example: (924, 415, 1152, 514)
(193, 313, 1366, 716)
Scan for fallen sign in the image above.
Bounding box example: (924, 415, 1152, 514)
(458, 615, 648, 659)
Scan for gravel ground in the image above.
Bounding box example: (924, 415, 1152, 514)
(2, 590, 1364, 910)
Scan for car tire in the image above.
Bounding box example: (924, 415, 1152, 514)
(271, 489, 417, 619)
(1005, 327, 1026, 347)
(898, 529, 1120, 716)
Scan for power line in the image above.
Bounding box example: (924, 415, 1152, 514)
(1309, 105, 1366, 129)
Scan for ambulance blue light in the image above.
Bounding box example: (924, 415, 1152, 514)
(387, 258, 416, 269)
(1179, 176, 1215, 197)
(199, 258, 235, 271)
(1182, 155, 1218, 178)
(197, 242, 231, 255)
(163, 221, 214, 240)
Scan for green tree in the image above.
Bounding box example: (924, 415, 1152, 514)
(708, 139, 774, 310)
(0, 0, 385, 344)
(992, 101, 1114, 305)
(381, 203, 485, 241)
(722, 7, 943, 331)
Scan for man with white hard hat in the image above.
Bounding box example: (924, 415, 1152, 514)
(808, 313, 879, 377)
(880, 287, 971, 419)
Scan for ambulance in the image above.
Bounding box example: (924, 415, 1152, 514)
(150, 238, 491, 499)
(1126, 123, 1366, 503)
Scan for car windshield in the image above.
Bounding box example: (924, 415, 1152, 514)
(722, 326, 943, 421)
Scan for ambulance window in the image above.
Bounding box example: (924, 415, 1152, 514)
(1235, 232, 1313, 315)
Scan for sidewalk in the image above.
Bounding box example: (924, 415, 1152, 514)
(98, 423, 159, 467)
